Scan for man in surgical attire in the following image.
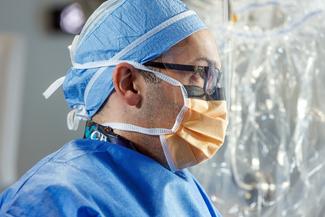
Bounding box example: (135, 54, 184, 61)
(0, 0, 228, 216)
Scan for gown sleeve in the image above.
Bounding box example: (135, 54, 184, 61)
(1, 182, 101, 217)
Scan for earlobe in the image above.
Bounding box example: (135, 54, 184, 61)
(113, 63, 142, 107)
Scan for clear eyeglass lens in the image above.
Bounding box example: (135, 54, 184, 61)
(204, 67, 223, 95)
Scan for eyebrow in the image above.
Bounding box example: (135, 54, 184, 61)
(193, 57, 218, 67)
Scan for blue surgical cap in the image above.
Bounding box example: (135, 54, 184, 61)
(62, 0, 207, 117)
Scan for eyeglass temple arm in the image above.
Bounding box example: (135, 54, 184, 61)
(144, 61, 209, 73)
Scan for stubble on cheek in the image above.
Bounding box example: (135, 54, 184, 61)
(143, 83, 183, 129)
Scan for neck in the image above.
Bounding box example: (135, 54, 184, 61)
(114, 129, 169, 168)
(91, 115, 168, 168)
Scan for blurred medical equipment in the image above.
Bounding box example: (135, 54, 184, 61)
(46, 0, 106, 34)
(185, 0, 325, 216)
(47, 3, 86, 34)
(0, 35, 25, 190)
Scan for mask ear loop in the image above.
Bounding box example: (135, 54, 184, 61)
(132, 63, 191, 172)
(67, 105, 89, 131)
(102, 62, 190, 137)
(159, 83, 189, 172)
(130, 62, 190, 132)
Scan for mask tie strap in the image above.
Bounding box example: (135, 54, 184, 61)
(42, 76, 66, 99)
(67, 105, 89, 131)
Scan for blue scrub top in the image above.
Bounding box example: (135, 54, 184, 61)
(0, 139, 222, 217)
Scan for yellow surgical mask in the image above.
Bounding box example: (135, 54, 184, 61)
(161, 98, 228, 171)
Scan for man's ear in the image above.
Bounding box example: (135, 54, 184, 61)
(112, 63, 142, 107)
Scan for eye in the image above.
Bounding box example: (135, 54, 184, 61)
(189, 72, 204, 87)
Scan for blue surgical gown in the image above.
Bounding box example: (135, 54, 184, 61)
(0, 139, 222, 217)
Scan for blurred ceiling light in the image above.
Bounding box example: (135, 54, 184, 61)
(60, 3, 86, 34)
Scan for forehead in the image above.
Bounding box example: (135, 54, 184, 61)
(162, 29, 221, 67)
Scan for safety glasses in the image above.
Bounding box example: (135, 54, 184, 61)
(144, 61, 224, 100)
